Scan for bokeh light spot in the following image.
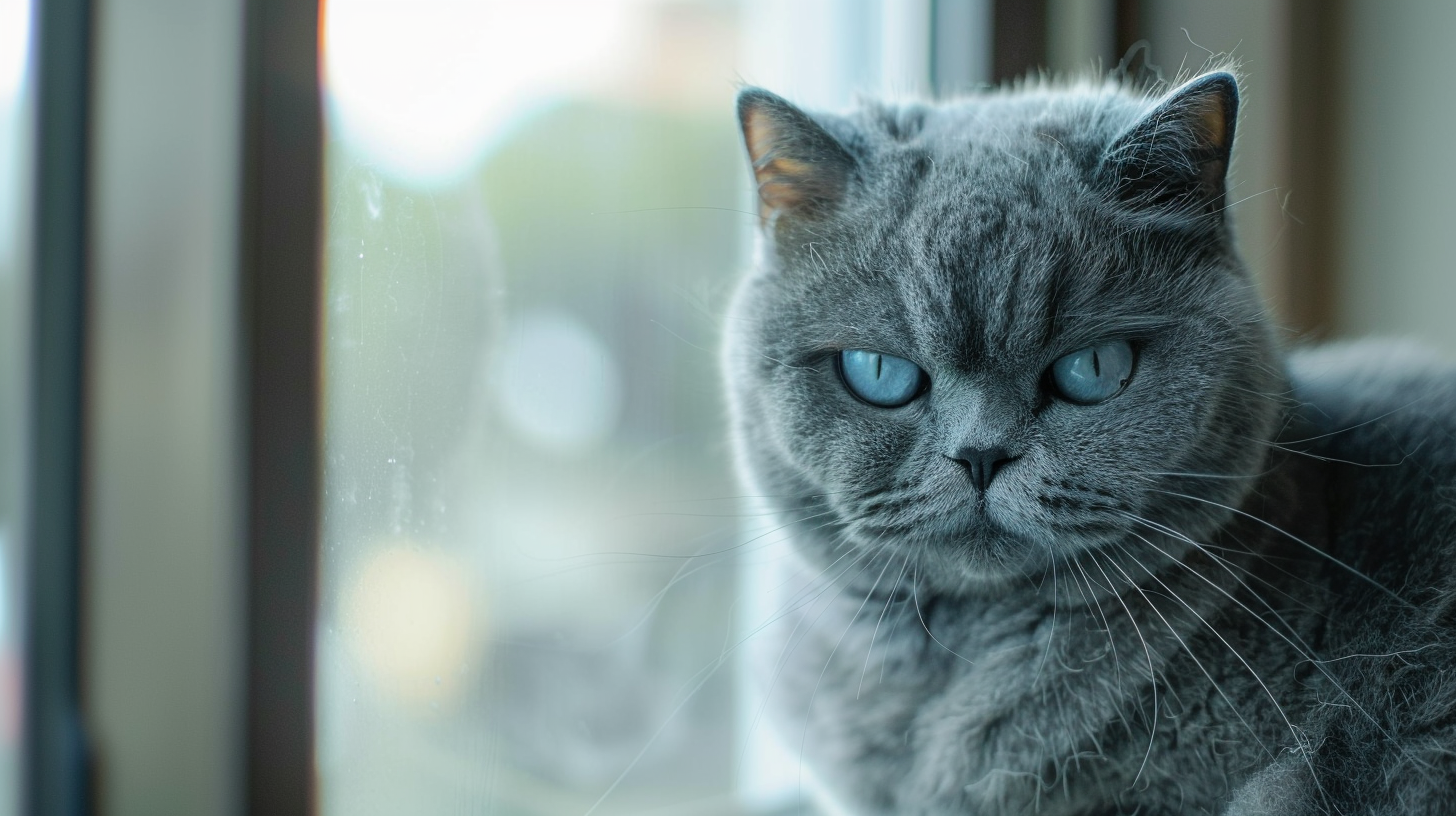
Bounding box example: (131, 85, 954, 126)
(343, 545, 478, 710)
(495, 309, 623, 453)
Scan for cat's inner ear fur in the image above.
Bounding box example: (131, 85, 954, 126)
(1104, 71, 1238, 220)
(737, 88, 856, 221)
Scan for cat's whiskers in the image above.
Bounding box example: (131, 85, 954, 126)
(1241, 438, 1414, 469)
(1065, 551, 1143, 759)
(911, 563, 977, 666)
(793, 528, 902, 806)
(1121, 512, 1425, 780)
(1128, 503, 1437, 792)
(1032, 551, 1061, 688)
(1223, 381, 1298, 400)
(1125, 512, 1319, 632)
(1147, 487, 1412, 608)
(1112, 533, 1339, 810)
(1121, 531, 1306, 734)
(1126, 466, 1272, 482)
(1082, 549, 1161, 787)
(857, 553, 912, 699)
(1097, 541, 1278, 765)
(502, 511, 783, 590)
(645, 488, 868, 505)
(601, 507, 845, 647)
(1208, 185, 1284, 219)
(1120, 511, 1323, 617)
(738, 532, 884, 792)
(752, 349, 811, 371)
(877, 556, 916, 686)
(1168, 534, 1325, 618)
(584, 515, 878, 816)
(1066, 552, 1125, 690)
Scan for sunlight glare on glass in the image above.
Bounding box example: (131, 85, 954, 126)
(0, 0, 28, 111)
(0, 0, 29, 268)
(324, 0, 641, 185)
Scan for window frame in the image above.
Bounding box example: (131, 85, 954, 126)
(26, 0, 93, 810)
(239, 0, 323, 812)
(25, 0, 326, 813)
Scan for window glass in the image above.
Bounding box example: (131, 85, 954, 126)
(0, 0, 31, 811)
(316, 2, 758, 812)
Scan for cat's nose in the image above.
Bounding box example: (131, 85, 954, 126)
(949, 446, 1017, 492)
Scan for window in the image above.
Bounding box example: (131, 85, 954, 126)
(8, 2, 1456, 815)
(316, 3, 765, 812)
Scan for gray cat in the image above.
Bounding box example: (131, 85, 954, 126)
(723, 71, 1456, 815)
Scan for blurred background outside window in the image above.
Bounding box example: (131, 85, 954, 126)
(317, 2, 755, 812)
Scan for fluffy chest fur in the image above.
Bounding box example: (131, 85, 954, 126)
(748, 489, 1307, 814)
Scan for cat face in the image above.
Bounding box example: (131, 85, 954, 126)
(726, 74, 1285, 595)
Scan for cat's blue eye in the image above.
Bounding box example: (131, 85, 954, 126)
(839, 350, 926, 408)
(1050, 341, 1135, 404)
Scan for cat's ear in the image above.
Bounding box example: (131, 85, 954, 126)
(737, 88, 856, 221)
(1104, 72, 1238, 220)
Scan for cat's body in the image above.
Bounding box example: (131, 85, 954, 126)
(725, 75, 1456, 815)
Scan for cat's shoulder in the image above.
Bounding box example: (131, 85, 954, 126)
(1285, 339, 1456, 466)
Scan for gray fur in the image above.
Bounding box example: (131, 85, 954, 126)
(724, 73, 1456, 815)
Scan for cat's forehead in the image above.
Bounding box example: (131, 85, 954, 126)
(866, 214, 1078, 371)
(828, 105, 1137, 366)
(771, 85, 1225, 370)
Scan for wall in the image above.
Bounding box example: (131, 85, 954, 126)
(1334, 0, 1456, 354)
(86, 0, 243, 813)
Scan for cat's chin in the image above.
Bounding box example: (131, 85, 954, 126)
(855, 515, 1142, 598)
(840, 517, 1050, 596)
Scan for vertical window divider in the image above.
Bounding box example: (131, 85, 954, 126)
(27, 0, 95, 812)
(240, 0, 323, 812)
